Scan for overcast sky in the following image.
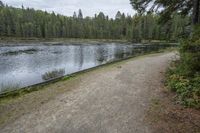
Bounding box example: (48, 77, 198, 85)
(3, 0, 135, 18)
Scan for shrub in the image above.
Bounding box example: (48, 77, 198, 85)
(166, 26, 200, 109)
(167, 69, 200, 108)
(179, 25, 200, 76)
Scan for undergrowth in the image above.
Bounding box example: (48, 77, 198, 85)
(166, 26, 200, 109)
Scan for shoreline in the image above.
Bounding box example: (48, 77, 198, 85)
(0, 37, 177, 46)
(0, 38, 130, 45)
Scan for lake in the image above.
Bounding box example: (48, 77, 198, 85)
(0, 42, 173, 93)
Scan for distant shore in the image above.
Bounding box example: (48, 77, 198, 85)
(0, 37, 177, 46)
(0, 37, 130, 45)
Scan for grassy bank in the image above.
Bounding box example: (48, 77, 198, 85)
(0, 75, 74, 103)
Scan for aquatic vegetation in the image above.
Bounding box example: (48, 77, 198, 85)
(53, 51, 61, 54)
(97, 56, 107, 62)
(42, 69, 65, 81)
(1, 48, 39, 56)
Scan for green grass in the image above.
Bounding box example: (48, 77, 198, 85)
(0, 74, 77, 102)
(0, 86, 42, 102)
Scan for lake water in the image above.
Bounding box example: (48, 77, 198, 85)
(0, 42, 173, 93)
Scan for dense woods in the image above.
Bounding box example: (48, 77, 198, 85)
(0, 1, 189, 41)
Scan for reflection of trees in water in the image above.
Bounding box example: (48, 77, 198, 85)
(114, 45, 127, 60)
(122, 45, 130, 58)
(131, 45, 163, 56)
(95, 45, 109, 64)
(79, 45, 84, 69)
(110, 45, 116, 60)
(121, 45, 137, 58)
(59, 46, 70, 65)
(113, 45, 155, 59)
(74, 45, 84, 70)
(129, 45, 136, 56)
(24, 46, 64, 71)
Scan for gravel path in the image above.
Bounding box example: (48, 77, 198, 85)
(0, 52, 176, 133)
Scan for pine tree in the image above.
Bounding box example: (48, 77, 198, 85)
(78, 9, 83, 19)
(0, 3, 188, 40)
(73, 12, 77, 19)
(115, 11, 122, 19)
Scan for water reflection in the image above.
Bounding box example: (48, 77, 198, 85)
(0, 43, 173, 93)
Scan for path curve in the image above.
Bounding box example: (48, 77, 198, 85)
(0, 52, 176, 133)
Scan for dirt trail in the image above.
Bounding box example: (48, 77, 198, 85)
(0, 52, 176, 133)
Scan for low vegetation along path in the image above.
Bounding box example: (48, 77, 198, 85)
(0, 52, 176, 133)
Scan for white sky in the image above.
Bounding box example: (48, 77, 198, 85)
(2, 0, 135, 18)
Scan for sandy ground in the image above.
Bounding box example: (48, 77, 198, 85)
(0, 52, 178, 133)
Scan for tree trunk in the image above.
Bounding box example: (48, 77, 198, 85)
(193, 0, 200, 25)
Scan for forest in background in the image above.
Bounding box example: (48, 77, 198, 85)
(0, 1, 189, 42)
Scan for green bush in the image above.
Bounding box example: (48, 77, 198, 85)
(167, 69, 200, 108)
(166, 25, 200, 109)
(179, 39, 200, 76)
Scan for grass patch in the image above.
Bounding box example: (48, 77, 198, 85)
(62, 75, 75, 81)
(0, 86, 42, 103)
(0, 73, 77, 102)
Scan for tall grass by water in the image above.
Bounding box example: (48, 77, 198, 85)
(42, 69, 65, 81)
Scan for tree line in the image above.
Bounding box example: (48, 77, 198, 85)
(0, 1, 189, 41)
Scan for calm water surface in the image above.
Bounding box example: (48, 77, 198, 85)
(0, 43, 171, 93)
